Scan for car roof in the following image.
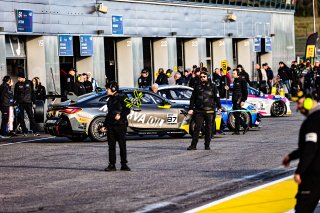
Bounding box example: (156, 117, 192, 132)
(158, 85, 193, 90)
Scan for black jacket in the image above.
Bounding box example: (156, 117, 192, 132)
(189, 76, 201, 88)
(189, 81, 221, 112)
(278, 66, 291, 81)
(66, 74, 75, 93)
(74, 82, 86, 96)
(138, 76, 151, 88)
(232, 77, 248, 103)
(239, 70, 251, 86)
(34, 85, 46, 102)
(155, 73, 168, 85)
(0, 83, 14, 107)
(289, 108, 320, 176)
(83, 80, 93, 93)
(14, 80, 35, 104)
(103, 92, 131, 127)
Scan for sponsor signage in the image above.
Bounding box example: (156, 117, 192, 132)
(306, 45, 315, 58)
(112, 15, 123, 35)
(16, 10, 33, 32)
(221, 60, 228, 75)
(80, 35, 93, 56)
(58, 35, 73, 56)
(265, 37, 272, 52)
(254, 37, 261, 52)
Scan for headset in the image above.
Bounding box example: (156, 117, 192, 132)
(107, 81, 118, 92)
(296, 90, 315, 111)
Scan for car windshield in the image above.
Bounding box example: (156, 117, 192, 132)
(248, 87, 260, 96)
(158, 88, 192, 100)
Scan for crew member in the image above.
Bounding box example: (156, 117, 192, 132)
(0, 76, 14, 138)
(65, 68, 76, 95)
(138, 69, 150, 88)
(14, 72, 39, 136)
(282, 91, 320, 213)
(187, 71, 221, 150)
(231, 69, 249, 135)
(74, 74, 86, 96)
(100, 81, 131, 171)
(82, 73, 93, 93)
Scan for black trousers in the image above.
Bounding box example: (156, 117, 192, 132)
(107, 125, 128, 165)
(191, 112, 214, 147)
(295, 175, 320, 213)
(17, 103, 37, 133)
(232, 100, 245, 133)
(0, 106, 9, 136)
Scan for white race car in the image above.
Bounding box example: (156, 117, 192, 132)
(246, 86, 292, 117)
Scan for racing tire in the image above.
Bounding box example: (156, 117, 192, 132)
(34, 100, 45, 123)
(88, 117, 108, 142)
(68, 135, 87, 142)
(227, 111, 251, 131)
(270, 101, 286, 117)
(168, 133, 186, 138)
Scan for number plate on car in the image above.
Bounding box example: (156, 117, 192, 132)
(167, 114, 178, 124)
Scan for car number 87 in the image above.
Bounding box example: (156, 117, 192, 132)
(167, 114, 178, 124)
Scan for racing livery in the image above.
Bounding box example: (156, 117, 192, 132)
(44, 88, 221, 142)
(246, 86, 292, 117)
(156, 85, 261, 130)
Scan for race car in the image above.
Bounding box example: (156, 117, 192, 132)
(156, 85, 261, 131)
(246, 86, 292, 117)
(44, 88, 222, 142)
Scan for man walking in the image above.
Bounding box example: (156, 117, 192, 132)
(187, 71, 221, 150)
(282, 91, 320, 213)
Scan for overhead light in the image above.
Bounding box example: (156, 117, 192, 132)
(226, 14, 237, 22)
(97, 3, 108, 13)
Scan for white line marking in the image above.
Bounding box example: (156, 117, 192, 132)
(133, 202, 173, 213)
(183, 175, 294, 213)
(0, 137, 55, 147)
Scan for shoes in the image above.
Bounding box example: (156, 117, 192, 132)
(104, 164, 116, 172)
(232, 132, 240, 135)
(187, 145, 197, 150)
(218, 131, 226, 135)
(243, 126, 249, 135)
(22, 133, 28, 137)
(9, 131, 17, 137)
(0, 135, 10, 139)
(205, 146, 211, 150)
(34, 133, 40, 136)
(120, 164, 131, 171)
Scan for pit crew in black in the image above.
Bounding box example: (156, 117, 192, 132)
(187, 71, 221, 150)
(100, 81, 131, 171)
(14, 72, 39, 136)
(231, 69, 249, 135)
(0, 76, 14, 138)
(282, 91, 320, 213)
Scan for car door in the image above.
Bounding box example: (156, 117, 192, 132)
(126, 91, 183, 129)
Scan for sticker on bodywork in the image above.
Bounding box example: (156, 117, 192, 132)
(124, 90, 143, 108)
(167, 113, 178, 124)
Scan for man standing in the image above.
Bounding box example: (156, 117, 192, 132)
(231, 69, 249, 135)
(87, 72, 99, 91)
(0, 76, 14, 138)
(138, 69, 150, 88)
(65, 68, 76, 95)
(278, 61, 292, 95)
(155, 68, 168, 85)
(187, 71, 221, 150)
(14, 72, 39, 136)
(74, 74, 86, 96)
(282, 91, 320, 213)
(263, 63, 274, 94)
(100, 81, 131, 171)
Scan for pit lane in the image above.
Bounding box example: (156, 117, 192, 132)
(0, 110, 308, 213)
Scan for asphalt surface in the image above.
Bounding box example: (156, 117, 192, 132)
(0, 107, 318, 213)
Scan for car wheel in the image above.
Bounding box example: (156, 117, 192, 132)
(34, 100, 45, 123)
(168, 133, 186, 138)
(271, 101, 286, 117)
(88, 117, 108, 142)
(227, 111, 251, 131)
(68, 135, 87, 142)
